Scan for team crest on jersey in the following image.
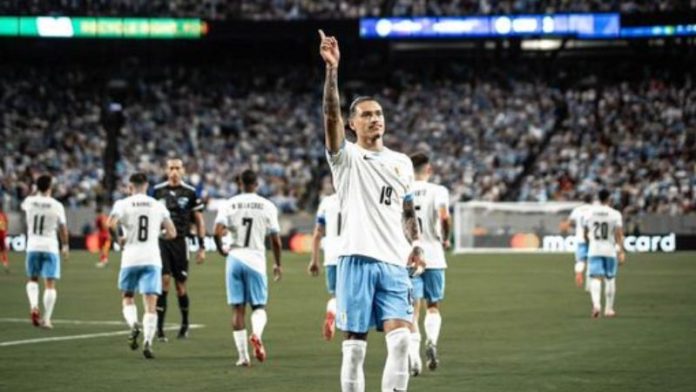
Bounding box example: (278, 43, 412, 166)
(177, 197, 189, 209)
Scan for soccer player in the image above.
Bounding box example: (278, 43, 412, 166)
(108, 173, 176, 359)
(319, 29, 426, 392)
(152, 158, 206, 341)
(583, 189, 626, 318)
(0, 204, 8, 271)
(307, 191, 341, 340)
(568, 194, 593, 289)
(94, 206, 112, 268)
(21, 174, 69, 329)
(213, 169, 282, 367)
(407, 152, 451, 376)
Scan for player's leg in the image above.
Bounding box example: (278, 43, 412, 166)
(173, 238, 190, 339)
(588, 256, 605, 318)
(40, 252, 60, 329)
(375, 262, 413, 392)
(604, 257, 619, 317)
(337, 256, 374, 392)
(157, 243, 172, 341)
(140, 265, 162, 359)
(247, 264, 269, 362)
(96, 236, 110, 267)
(25, 252, 41, 326)
(227, 256, 250, 366)
(0, 234, 8, 270)
(119, 266, 140, 349)
(574, 243, 588, 289)
(324, 264, 337, 340)
(423, 269, 445, 370)
(408, 274, 424, 376)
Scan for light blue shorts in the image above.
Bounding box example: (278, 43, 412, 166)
(336, 255, 413, 333)
(25, 252, 60, 279)
(118, 265, 162, 295)
(588, 256, 618, 279)
(325, 265, 337, 295)
(411, 269, 446, 304)
(226, 256, 268, 306)
(575, 243, 589, 263)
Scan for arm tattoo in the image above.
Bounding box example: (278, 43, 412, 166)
(402, 199, 420, 243)
(322, 66, 340, 119)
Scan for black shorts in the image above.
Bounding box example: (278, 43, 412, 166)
(160, 237, 189, 282)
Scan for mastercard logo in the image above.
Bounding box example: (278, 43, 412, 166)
(510, 233, 540, 249)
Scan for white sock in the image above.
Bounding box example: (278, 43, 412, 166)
(574, 262, 585, 274)
(409, 332, 421, 367)
(143, 312, 157, 345)
(605, 279, 616, 312)
(590, 278, 602, 310)
(26, 282, 39, 309)
(326, 297, 337, 315)
(122, 304, 138, 328)
(233, 329, 249, 362)
(382, 327, 410, 392)
(341, 340, 366, 392)
(424, 311, 442, 345)
(251, 309, 267, 339)
(43, 289, 57, 323)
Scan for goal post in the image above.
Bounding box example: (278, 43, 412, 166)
(453, 201, 582, 254)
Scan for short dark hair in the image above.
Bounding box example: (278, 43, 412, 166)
(410, 152, 430, 172)
(582, 193, 593, 204)
(598, 189, 611, 203)
(240, 170, 257, 187)
(36, 175, 53, 192)
(129, 173, 148, 186)
(349, 96, 378, 118)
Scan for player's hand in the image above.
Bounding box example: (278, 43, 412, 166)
(618, 250, 626, 265)
(61, 245, 70, 261)
(407, 245, 426, 277)
(195, 249, 206, 264)
(308, 260, 320, 276)
(118, 237, 126, 248)
(273, 265, 283, 282)
(318, 29, 340, 69)
(442, 239, 451, 250)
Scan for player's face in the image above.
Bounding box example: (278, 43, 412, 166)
(166, 160, 185, 184)
(350, 101, 385, 141)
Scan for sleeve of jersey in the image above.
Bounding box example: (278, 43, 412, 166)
(213, 206, 228, 227)
(192, 196, 205, 212)
(402, 159, 416, 202)
(109, 201, 123, 220)
(615, 212, 623, 228)
(325, 140, 352, 170)
(315, 199, 327, 226)
(57, 203, 67, 225)
(267, 205, 281, 235)
(437, 186, 450, 210)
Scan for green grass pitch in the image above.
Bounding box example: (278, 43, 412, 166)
(0, 251, 695, 391)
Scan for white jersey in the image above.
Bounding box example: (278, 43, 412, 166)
(110, 194, 171, 268)
(412, 181, 449, 269)
(21, 195, 66, 254)
(316, 194, 341, 266)
(583, 204, 623, 258)
(327, 141, 415, 266)
(214, 193, 280, 274)
(568, 204, 593, 244)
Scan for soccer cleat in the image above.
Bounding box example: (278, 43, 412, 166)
(604, 309, 617, 318)
(128, 323, 141, 350)
(249, 334, 266, 362)
(95, 261, 108, 268)
(30, 308, 41, 327)
(323, 311, 336, 341)
(157, 330, 168, 343)
(409, 356, 422, 377)
(235, 357, 251, 367)
(177, 324, 189, 339)
(143, 343, 155, 359)
(425, 341, 439, 371)
(591, 308, 601, 319)
(40, 320, 53, 330)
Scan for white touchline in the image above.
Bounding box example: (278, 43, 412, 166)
(0, 320, 204, 347)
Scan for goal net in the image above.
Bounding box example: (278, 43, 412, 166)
(453, 201, 582, 253)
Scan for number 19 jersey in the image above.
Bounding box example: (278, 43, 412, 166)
(584, 204, 623, 258)
(327, 141, 415, 267)
(110, 194, 171, 268)
(412, 181, 450, 269)
(21, 195, 66, 254)
(214, 193, 280, 275)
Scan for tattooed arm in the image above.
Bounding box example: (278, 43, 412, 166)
(318, 29, 345, 153)
(403, 198, 426, 276)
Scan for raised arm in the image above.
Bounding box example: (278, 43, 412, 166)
(318, 29, 345, 153)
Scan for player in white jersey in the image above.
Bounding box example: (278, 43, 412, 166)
(213, 170, 282, 367)
(583, 189, 626, 318)
(308, 192, 341, 340)
(319, 29, 425, 392)
(407, 153, 451, 376)
(21, 174, 69, 329)
(568, 194, 593, 289)
(108, 173, 176, 359)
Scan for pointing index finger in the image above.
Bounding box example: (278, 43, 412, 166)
(318, 29, 326, 40)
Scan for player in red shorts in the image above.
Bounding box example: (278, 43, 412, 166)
(0, 204, 8, 271)
(95, 207, 112, 268)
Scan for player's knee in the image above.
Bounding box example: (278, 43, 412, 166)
(386, 327, 410, 355)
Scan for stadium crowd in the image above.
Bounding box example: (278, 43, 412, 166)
(1, 63, 694, 219)
(1, 0, 687, 19)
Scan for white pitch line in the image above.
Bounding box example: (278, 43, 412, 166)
(0, 322, 204, 347)
(0, 318, 128, 326)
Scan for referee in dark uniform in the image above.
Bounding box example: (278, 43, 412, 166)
(152, 158, 206, 340)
